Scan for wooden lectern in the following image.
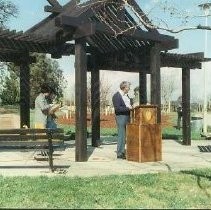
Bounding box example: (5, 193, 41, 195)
(126, 105, 162, 162)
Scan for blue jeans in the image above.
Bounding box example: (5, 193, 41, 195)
(46, 115, 57, 129)
(115, 115, 130, 156)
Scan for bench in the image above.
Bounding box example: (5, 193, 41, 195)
(0, 128, 64, 172)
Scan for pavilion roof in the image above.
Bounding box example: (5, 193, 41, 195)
(26, 0, 178, 53)
(0, 0, 209, 70)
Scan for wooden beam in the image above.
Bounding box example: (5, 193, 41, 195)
(182, 67, 191, 145)
(92, 51, 204, 71)
(0, 53, 36, 64)
(55, 15, 83, 28)
(45, 0, 63, 13)
(74, 22, 96, 39)
(19, 60, 30, 128)
(150, 43, 161, 123)
(184, 52, 204, 58)
(44, 5, 63, 14)
(91, 55, 100, 147)
(50, 43, 74, 58)
(0, 37, 52, 54)
(161, 52, 204, 69)
(139, 72, 147, 104)
(96, 61, 148, 72)
(47, 0, 62, 7)
(161, 60, 202, 69)
(75, 37, 87, 162)
(55, 15, 178, 50)
(87, 50, 150, 72)
(94, 52, 150, 70)
(57, 20, 96, 40)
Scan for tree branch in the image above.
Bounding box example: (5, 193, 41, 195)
(78, 0, 211, 36)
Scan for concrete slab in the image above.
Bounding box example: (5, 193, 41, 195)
(0, 138, 210, 177)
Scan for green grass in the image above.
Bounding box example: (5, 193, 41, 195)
(1, 107, 211, 208)
(162, 127, 205, 140)
(162, 112, 207, 140)
(0, 168, 210, 208)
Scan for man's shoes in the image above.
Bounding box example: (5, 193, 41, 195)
(117, 153, 126, 159)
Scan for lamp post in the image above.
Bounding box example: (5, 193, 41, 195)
(198, 3, 211, 135)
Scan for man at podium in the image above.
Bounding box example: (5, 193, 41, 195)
(112, 81, 133, 159)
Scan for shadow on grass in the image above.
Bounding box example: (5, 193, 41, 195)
(0, 165, 70, 169)
(162, 134, 183, 140)
(181, 169, 211, 180)
(180, 169, 211, 198)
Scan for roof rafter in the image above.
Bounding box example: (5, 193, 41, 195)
(0, 0, 208, 70)
(55, 15, 178, 50)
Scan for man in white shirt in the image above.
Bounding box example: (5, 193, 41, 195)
(34, 84, 51, 129)
(112, 81, 133, 159)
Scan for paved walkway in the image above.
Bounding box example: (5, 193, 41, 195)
(0, 138, 210, 177)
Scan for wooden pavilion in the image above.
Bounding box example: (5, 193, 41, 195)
(0, 0, 210, 161)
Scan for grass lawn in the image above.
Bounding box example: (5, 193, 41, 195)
(162, 112, 209, 140)
(1, 107, 211, 208)
(162, 127, 203, 140)
(0, 168, 211, 209)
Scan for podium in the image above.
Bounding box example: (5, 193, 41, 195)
(126, 105, 162, 162)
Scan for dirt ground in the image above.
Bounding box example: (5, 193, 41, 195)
(57, 114, 172, 128)
(0, 113, 20, 128)
(57, 114, 116, 128)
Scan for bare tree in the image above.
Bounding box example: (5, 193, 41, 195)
(87, 72, 112, 113)
(161, 70, 178, 113)
(77, 0, 211, 36)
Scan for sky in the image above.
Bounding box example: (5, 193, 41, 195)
(6, 0, 211, 102)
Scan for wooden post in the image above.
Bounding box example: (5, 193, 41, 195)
(75, 37, 87, 161)
(182, 67, 191, 145)
(139, 72, 147, 104)
(19, 62, 30, 128)
(47, 130, 54, 172)
(150, 43, 161, 123)
(91, 55, 100, 147)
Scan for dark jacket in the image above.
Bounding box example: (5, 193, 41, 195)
(177, 106, 182, 117)
(112, 91, 130, 116)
